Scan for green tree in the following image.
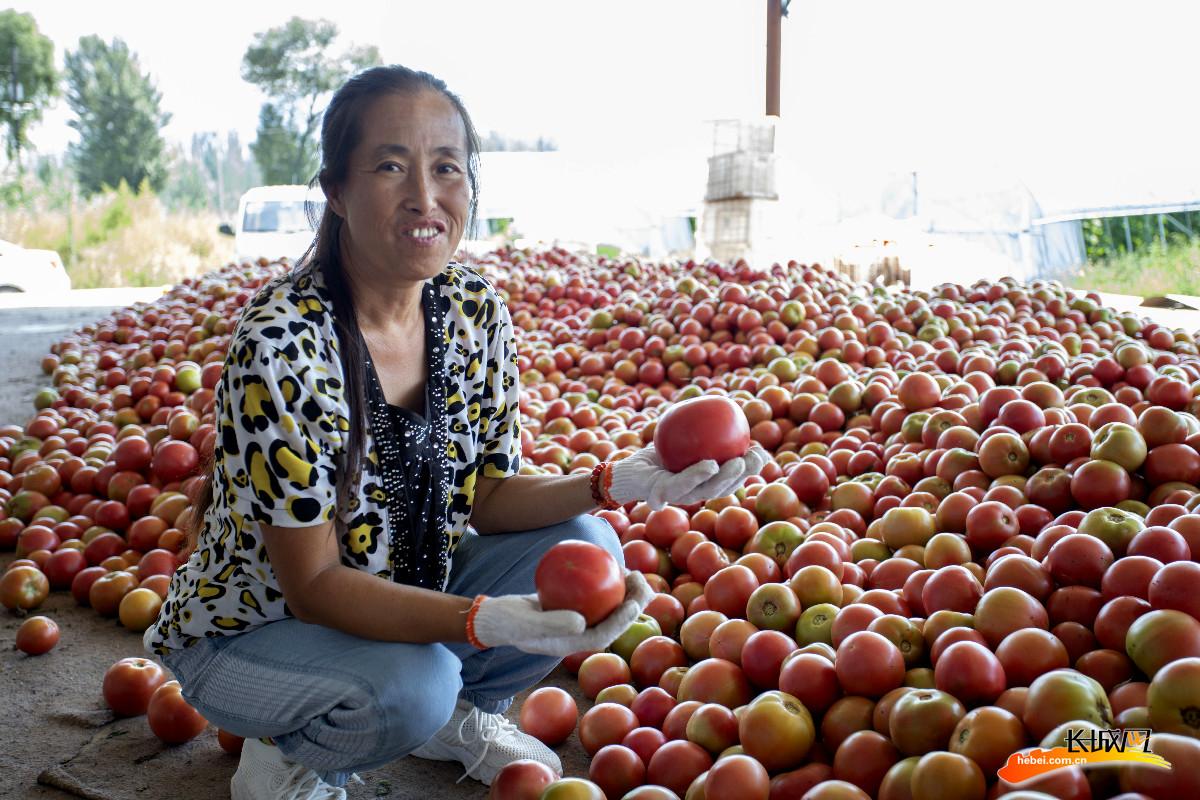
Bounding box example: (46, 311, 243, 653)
(242, 17, 380, 184)
(0, 11, 58, 174)
(63, 36, 171, 196)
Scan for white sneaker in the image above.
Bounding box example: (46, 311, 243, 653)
(231, 738, 364, 800)
(409, 699, 562, 786)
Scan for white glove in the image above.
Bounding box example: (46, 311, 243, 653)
(471, 571, 655, 657)
(609, 444, 771, 511)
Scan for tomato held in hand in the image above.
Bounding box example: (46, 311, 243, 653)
(147, 679, 208, 743)
(653, 396, 750, 472)
(103, 657, 168, 716)
(535, 539, 624, 626)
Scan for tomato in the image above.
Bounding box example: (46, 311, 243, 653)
(1146, 656, 1200, 737)
(709, 619, 757, 664)
(1126, 609, 1200, 678)
(685, 702, 739, 754)
(996, 628, 1070, 687)
(705, 754, 770, 800)
(832, 730, 899, 797)
(654, 396, 751, 473)
(922, 565, 983, 615)
(216, 728, 245, 756)
(1045, 533, 1114, 588)
(934, 641, 1006, 705)
(741, 630, 799, 690)
(888, 689, 966, 755)
(1117, 732, 1200, 798)
(151, 440, 200, 482)
(779, 652, 841, 715)
(835, 631, 905, 698)
(535, 539, 624, 626)
(0, 564, 49, 611)
(1070, 458, 1132, 509)
(739, 690, 815, 773)
(611, 614, 663, 663)
(793, 779, 870, 799)
(43, 547, 87, 589)
(703, 564, 759, 618)
(492, 763, 561, 800)
(620, 787, 680, 800)
(1022, 669, 1114, 740)
(70, 565, 108, 606)
(948, 705, 1026, 776)
(103, 657, 168, 716)
(15, 615, 59, 655)
(679, 610, 728, 661)
(630, 687, 675, 730)
(89, 570, 138, 617)
(972, 586, 1049, 647)
(747, 582, 803, 633)
(631, 635, 687, 689)
(644, 506, 689, 548)
(146, 679, 208, 743)
(622, 726, 666, 765)
(1148, 560, 1200, 619)
(646, 739, 713, 797)
(677, 658, 752, 709)
(118, 587, 164, 632)
(578, 702, 638, 756)
(909, 751, 985, 800)
(588, 744, 645, 800)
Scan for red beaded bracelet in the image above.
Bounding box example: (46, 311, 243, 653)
(465, 594, 488, 650)
(590, 461, 620, 510)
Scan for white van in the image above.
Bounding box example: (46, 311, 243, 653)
(220, 185, 326, 264)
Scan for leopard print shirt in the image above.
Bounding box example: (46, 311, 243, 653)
(145, 259, 521, 655)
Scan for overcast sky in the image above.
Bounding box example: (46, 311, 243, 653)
(13, 0, 1200, 180)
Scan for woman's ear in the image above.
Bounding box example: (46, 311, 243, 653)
(322, 178, 345, 219)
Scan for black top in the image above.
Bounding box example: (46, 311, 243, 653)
(359, 282, 451, 590)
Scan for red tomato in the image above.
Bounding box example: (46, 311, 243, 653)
(490, 760, 557, 800)
(588, 744, 645, 800)
(146, 680, 208, 743)
(216, 728, 245, 755)
(15, 615, 59, 655)
(535, 539, 624, 626)
(103, 657, 168, 716)
(705, 753, 770, 800)
(653, 396, 751, 472)
(519, 687, 577, 746)
(0, 564, 49, 611)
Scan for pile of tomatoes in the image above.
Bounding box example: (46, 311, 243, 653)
(466, 249, 1200, 799)
(3, 246, 1200, 795)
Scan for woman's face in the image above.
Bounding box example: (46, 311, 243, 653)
(327, 89, 471, 284)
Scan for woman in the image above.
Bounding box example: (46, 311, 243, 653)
(145, 64, 765, 800)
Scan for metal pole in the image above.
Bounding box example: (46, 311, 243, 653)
(1123, 216, 1133, 252)
(1158, 214, 1166, 248)
(766, 0, 781, 116)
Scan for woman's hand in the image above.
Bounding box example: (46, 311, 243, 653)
(469, 571, 654, 657)
(608, 444, 770, 511)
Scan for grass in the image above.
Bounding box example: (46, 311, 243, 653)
(1070, 240, 1200, 298)
(0, 184, 235, 289)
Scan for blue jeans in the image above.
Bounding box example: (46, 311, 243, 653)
(159, 515, 620, 788)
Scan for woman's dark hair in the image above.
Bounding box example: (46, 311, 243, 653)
(183, 65, 481, 553)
